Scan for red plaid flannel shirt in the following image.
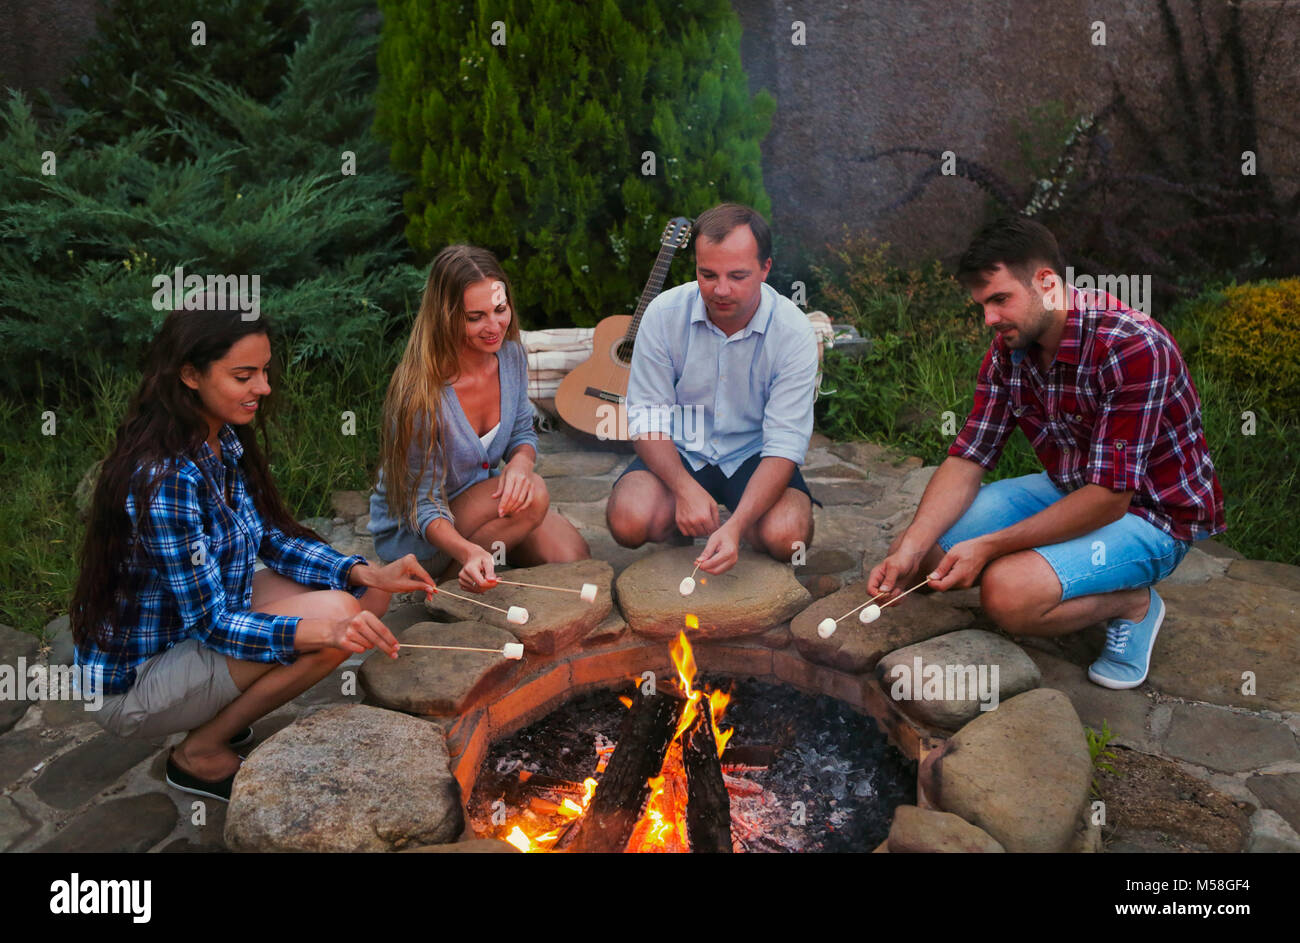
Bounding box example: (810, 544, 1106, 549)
(949, 286, 1225, 542)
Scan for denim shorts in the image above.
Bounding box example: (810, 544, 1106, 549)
(938, 472, 1191, 601)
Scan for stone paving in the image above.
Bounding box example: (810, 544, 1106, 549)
(3, 429, 1298, 853)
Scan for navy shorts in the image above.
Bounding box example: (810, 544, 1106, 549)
(616, 452, 821, 511)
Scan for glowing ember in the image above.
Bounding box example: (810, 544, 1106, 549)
(495, 632, 734, 853)
(685, 613, 699, 630)
(618, 695, 633, 709)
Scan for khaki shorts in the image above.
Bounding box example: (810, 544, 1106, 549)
(95, 639, 242, 740)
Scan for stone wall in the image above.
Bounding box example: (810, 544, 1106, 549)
(3, 0, 1296, 270)
(734, 0, 1300, 269)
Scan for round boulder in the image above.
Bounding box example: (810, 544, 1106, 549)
(616, 547, 811, 640)
(225, 705, 462, 852)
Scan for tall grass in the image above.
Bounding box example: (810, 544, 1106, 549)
(0, 341, 401, 636)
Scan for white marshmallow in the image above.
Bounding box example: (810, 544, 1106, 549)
(678, 577, 696, 596)
(580, 583, 598, 603)
(817, 617, 837, 639)
(502, 642, 524, 660)
(859, 604, 882, 624)
(507, 606, 529, 625)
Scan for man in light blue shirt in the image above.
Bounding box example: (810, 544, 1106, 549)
(605, 204, 820, 575)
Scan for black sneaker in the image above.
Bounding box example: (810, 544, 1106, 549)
(228, 727, 254, 748)
(165, 753, 241, 803)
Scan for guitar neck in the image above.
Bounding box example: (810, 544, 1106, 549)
(625, 241, 681, 341)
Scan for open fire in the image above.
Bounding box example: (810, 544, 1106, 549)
(500, 630, 736, 853)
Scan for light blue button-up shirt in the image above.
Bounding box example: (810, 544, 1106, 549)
(626, 281, 818, 476)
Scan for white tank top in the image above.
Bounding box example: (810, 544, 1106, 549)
(478, 421, 501, 451)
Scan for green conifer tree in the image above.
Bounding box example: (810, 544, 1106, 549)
(374, 0, 774, 328)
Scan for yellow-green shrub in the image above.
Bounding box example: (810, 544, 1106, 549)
(1202, 279, 1300, 419)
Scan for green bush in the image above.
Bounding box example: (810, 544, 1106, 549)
(374, 0, 774, 329)
(0, 0, 423, 393)
(1193, 279, 1300, 421)
(63, 0, 308, 160)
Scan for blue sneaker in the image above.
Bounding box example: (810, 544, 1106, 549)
(1088, 587, 1165, 689)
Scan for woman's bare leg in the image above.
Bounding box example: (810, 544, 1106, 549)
(170, 575, 374, 780)
(511, 509, 590, 566)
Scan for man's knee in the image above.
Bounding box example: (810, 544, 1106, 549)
(606, 478, 666, 547)
(756, 501, 814, 561)
(979, 558, 1049, 634)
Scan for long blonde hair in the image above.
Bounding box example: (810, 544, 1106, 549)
(379, 245, 522, 531)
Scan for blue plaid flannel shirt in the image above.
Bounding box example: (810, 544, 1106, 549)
(76, 424, 367, 695)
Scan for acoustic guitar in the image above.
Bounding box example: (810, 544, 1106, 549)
(555, 216, 693, 440)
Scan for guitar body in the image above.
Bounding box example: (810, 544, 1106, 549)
(554, 314, 635, 439)
(553, 216, 693, 441)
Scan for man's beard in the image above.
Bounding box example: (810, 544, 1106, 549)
(1004, 299, 1053, 350)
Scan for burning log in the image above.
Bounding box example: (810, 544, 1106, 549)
(682, 697, 733, 854)
(564, 690, 682, 853)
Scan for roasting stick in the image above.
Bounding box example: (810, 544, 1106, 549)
(816, 577, 934, 639)
(427, 585, 529, 625)
(490, 578, 599, 602)
(399, 642, 525, 660)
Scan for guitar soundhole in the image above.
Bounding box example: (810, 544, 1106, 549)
(613, 338, 635, 367)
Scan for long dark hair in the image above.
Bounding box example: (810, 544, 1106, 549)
(71, 305, 318, 650)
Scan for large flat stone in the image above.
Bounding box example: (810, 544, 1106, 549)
(1148, 579, 1300, 712)
(360, 621, 521, 716)
(225, 705, 462, 852)
(544, 477, 617, 504)
(1227, 559, 1300, 594)
(1094, 746, 1251, 853)
(535, 451, 622, 477)
(616, 547, 810, 640)
(0, 796, 36, 851)
(1161, 703, 1299, 773)
(876, 630, 1041, 731)
(1023, 648, 1157, 751)
(792, 581, 972, 673)
(828, 441, 920, 476)
(803, 463, 868, 480)
(0, 727, 75, 789)
(924, 688, 1091, 853)
(1163, 547, 1230, 585)
(31, 734, 160, 809)
(808, 482, 885, 506)
(886, 805, 1005, 852)
(799, 548, 858, 575)
(41, 614, 75, 667)
(1246, 772, 1300, 835)
(0, 625, 39, 733)
(35, 793, 178, 853)
(426, 559, 614, 655)
(1248, 809, 1300, 853)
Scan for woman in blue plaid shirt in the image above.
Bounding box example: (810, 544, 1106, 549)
(70, 303, 437, 802)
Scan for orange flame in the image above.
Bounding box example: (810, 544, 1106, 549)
(685, 613, 699, 630)
(618, 695, 633, 709)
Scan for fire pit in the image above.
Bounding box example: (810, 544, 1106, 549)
(467, 633, 917, 852)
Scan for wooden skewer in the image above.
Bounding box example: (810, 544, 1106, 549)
(834, 590, 889, 624)
(690, 563, 701, 580)
(491, 578, 581, 595)
(878, 577, 934, 609)
(428, 585, 511, 615)
(398, 644, 505, 654)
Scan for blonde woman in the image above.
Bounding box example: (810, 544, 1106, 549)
(369, 245, 589, 591)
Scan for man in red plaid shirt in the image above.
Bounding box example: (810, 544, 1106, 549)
(869, 217, 1224, 689)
